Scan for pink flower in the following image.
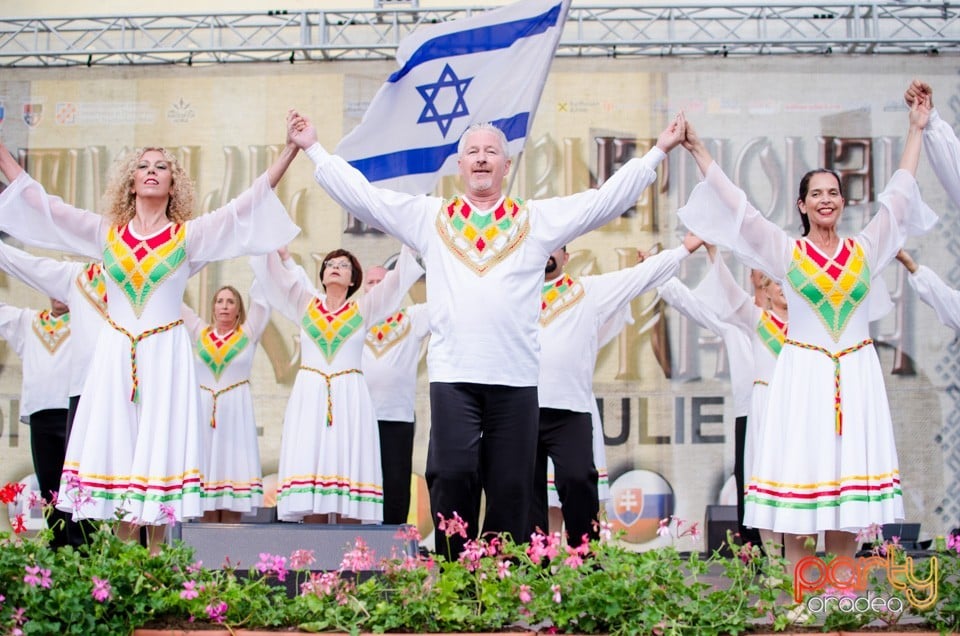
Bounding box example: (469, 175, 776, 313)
(598, 520, 613, 542)
(186, 560, 204, 575)
(551, 583, 562, 604)
(458, 540, 485, 572)
(158, 504, 177, 525)
(290, 549, 316, 570)
(255, 552, 289, 581)
(27, 490, 45, 510)
(563, 545, 584, 569)
(180, 580, 200, 600)
(394, 525, 422, 542)
(205, 600, 228, 624)
(436, 511, 469, 539)
(518, 584, 532, 604)
(496, 559, 512, 579)
(855, 523, 883, 543)
(339, 538, 374, 572)
(91, 577, 112, 602)
(300, 571, 339, 597)
(23, 565, 51, 589)
(657, 517, 671, 537)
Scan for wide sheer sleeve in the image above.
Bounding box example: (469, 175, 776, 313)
(691, 253, 755, 332)
(0, 304, 29, 357)
(249, 251, 313, 324)
(857, 169, 938, 272)
(180, 303, 206, 340)
(0, 241, 78, 302)
(357, 246, 425, 326)
(908, 265, 960, 332)
(678, 162, 793, 280)
(243, 280, 272, 342)
(0, 172, 106, 258)
(186, 173, 300, 268)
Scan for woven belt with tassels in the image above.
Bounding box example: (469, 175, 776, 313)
(200, 379, 251, 428)
(107, 317, 184, 403)
(783, 338, 873, 435)
(298, 366, 362, 427)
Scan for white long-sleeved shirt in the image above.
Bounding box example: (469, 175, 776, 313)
(0, 303, 72, 417)
(924, 108, 960, 209)
(362, 303, 430, 422)
(0, 241, 105, 396)
(538, 246, 688, 413)
(908, 264, 960, 332)
(305, 143, 667, 386)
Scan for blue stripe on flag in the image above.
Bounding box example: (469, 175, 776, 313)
(348, 112, 529, 183)
(388, 3, 562, 83)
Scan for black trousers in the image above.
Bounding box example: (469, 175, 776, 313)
(530, 407, 598, 547)
(64, 394, 95, 548)
(426, 382, 539, 560)
(28, 408, 72, 549)
(378, 419, 416, 525)
(734, 415, 762, 546)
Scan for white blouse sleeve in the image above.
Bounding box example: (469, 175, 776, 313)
(923, 108, 960, 209)
(0, 241, 78, 303)
(244, 280, 272, 342)
(678, 162, 793, 280)
(186, 173, 300, 268)
(407, 302, 432, 343)
(657, 277, 731, 338)
(908, 265, 960, 333)
(249, 252, 313, 324)
(180, 303, 206, 340)
(357, 245, 425, 326)
(597, 305, 633, 349)
(585, 245, 687, 328)
(0, 304, 30, 358)
(857, 170, 938, 272)
(0, 172, 106, 258)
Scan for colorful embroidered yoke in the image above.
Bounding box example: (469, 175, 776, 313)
(436, 196, 530, 276)
(75, 262, 108, 319)
(103, 224, 187, 318)
(197, 326, 250, 381)
(786, 238, 869, 342)
(756, 310, 787, 357)
(302, 298, 363, 363)
(539, 274, 585, 327)
(365, 309, 410, 359)
(32, 310, 70, 354)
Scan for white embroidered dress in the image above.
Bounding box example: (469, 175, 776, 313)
(0, 171, 297, 524)
(251, 248, 423, 522)
(181, 284, 270, 513)
(679, 163, 935, 534)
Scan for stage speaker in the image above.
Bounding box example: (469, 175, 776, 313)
(171, 522, 418, 571)
(704, 504, 738, 556)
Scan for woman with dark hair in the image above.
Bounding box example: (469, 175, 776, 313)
(250, 244, 422, 523)
(677, 96, 936, 570)
(181, 284, 270, 523)
(0, 121, 299, 553)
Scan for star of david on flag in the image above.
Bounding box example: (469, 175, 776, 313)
(335, 0, 570, 194)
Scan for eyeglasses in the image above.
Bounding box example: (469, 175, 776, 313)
(325, 260, 353, 270)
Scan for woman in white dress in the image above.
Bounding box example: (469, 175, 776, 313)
(182, 284, 270, 522)
(251, 245, 422, 524)
(0, 123, 299, 552)
(677, 97, 936, 569)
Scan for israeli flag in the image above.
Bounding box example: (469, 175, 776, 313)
(335, 0, 570, 194)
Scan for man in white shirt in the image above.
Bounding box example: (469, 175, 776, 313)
(288, 110, 686, 558)
(534, 236, 700, 546)
(0, 296, 73, 547)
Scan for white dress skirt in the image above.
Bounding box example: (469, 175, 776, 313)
(0, 171, 297, 525)
(251, 248, 422, 523)
(679, 164, 936, 534)
(181, 284, 270, 513)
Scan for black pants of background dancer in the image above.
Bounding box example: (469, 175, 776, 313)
(530, 407, 598, 547)
(426, 382, 539, 561)
(28, 408, 72, 549)
(734, 415, 763, 549)
(378, 419, 415, 525)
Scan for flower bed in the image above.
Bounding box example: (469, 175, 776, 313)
(1, 482, 958, 635)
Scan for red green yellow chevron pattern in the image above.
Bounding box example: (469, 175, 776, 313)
(436, 196, 530, 276)
(786, 238, 869, 342)
(365, 309, 410, 359)
(540, 274, 584, 327)
(103, 224, 187, 318)
(301, 298, 363, 363)
(75, 262, 108, 319)
(32, 309, 70, 354)
(197, 326, 249, 381)
(756, 310, 787, 357)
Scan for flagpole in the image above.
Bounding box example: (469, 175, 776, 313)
(505, 0, 571, 198)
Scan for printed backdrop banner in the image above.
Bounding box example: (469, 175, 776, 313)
(0, 55, 954, 552)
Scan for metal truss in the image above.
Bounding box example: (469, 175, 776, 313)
(0, 2, 955, 67)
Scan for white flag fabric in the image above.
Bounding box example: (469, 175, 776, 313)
(335, 0, 570, 194)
